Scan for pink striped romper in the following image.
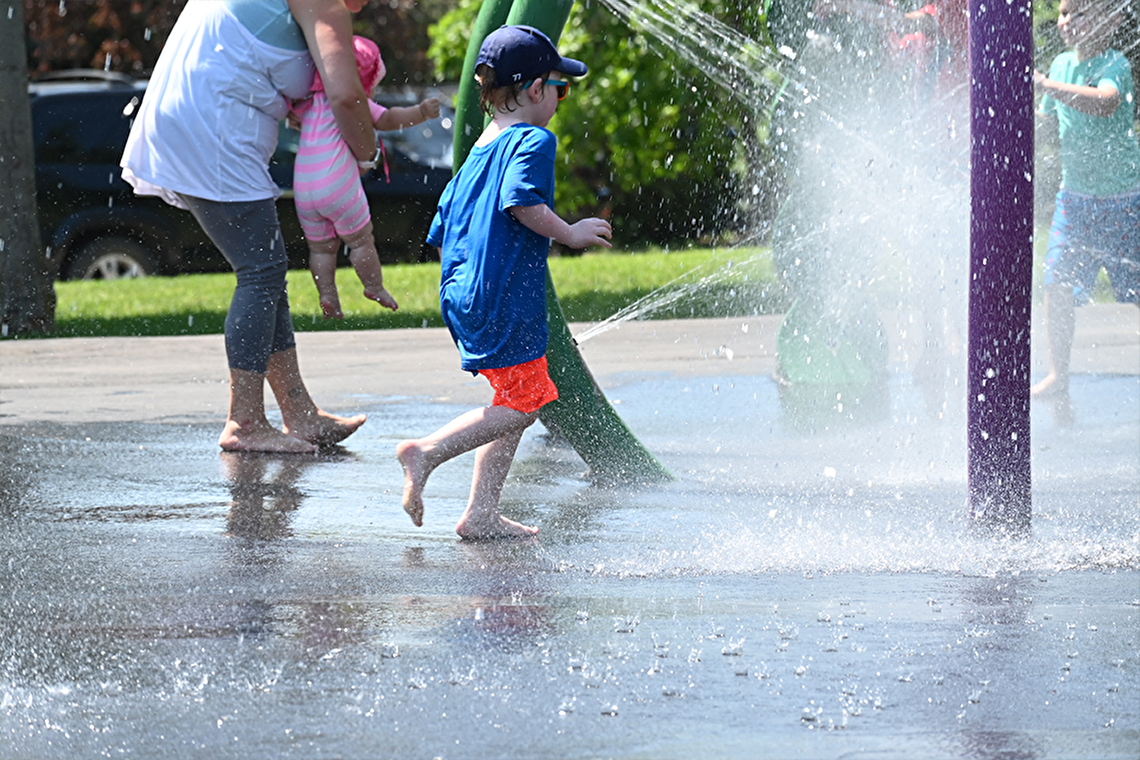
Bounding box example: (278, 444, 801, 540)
(293, 37, 387, 243)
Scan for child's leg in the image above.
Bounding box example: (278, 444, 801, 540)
(1033, 192, 1078, 400)
(1034, 284, 1076, 426)
(342, 223, 398, 311)
(456, 424, 539, 539)
(1032, 283, 1075, 399)
(308, 237, 344, 319)
(396, 406, 538, 531)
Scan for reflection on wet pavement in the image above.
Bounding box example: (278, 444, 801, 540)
(1, 375, 1137, 759)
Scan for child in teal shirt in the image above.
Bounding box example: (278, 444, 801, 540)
(1032, 0, 1140, 414)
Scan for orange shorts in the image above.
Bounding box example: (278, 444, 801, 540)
(479, 355, 559, 414)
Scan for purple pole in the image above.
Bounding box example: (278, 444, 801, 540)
(967, 0, 1035, 530)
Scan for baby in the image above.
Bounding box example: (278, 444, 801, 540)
(293, 36, 441, 319)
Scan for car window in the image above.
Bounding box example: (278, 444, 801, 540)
(33, 92, 138, 164)
(376, 106, 454, 170)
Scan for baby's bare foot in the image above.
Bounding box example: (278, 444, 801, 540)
(284, 410, 366, 447)
(456, 514, 539, 541)
(364, 287, 399, 311)
(219, 419, 316, 454)
(319, 294, 344, 320)
(396, 440, 427, 526)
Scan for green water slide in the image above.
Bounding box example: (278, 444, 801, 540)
(452, 0, 672, 482)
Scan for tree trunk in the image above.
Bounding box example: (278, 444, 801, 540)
(1, 0, 54, 337)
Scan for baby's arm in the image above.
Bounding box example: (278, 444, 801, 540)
(1034, 70, 1121, 118)
(374, 98, 442, 131)
(509, 205, 613, 250)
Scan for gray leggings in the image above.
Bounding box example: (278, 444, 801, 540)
(181, 195, 296, 373)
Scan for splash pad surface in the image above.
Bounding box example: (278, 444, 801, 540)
(2, 313, 1137, 759)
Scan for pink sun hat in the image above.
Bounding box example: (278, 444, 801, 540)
(311, 36, 386, 93)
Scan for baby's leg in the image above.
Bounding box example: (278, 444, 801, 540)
(343, 224, 398, 311)
(308, 237, 344, 319)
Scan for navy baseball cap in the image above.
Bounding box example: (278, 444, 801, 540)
(475, 25, 587, 88)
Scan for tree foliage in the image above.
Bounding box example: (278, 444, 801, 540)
(430, 0, 780, 249)
(4, 0, 54, 336)
(23, 0, 451, 85)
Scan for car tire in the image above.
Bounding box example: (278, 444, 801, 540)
(65, 237, 158, 280)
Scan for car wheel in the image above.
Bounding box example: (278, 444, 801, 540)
(66, 237, 158, 280)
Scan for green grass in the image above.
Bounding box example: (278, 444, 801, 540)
(43, 247, 784, 339)
(37, 238, 1112, 341)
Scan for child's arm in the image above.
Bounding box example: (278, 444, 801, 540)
(374, 98, 442, 131)
(509, 205, 613, 250)
(1034, 70, 1121, 118)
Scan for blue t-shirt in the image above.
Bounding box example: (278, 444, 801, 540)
(427, 124, 556, 371)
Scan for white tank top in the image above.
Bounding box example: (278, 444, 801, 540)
(121, 0, 314, 205)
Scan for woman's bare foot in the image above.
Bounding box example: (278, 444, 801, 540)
(455, 513, 539, 540)
(363, 287, 399, 311)
(396, 440, 428, 527)
(219, 419, 317, 454)
(284, 410, 366, 447)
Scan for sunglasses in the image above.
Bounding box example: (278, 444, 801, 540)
(523, 77, 571, 101)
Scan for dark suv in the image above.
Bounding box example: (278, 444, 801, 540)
(30, 70, 453, 279)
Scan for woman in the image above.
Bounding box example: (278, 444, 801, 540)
(122, 0, 379, 453)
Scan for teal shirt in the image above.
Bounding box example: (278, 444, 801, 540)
(225, 0, 308, 51)
(1041, 48, 1140, 196)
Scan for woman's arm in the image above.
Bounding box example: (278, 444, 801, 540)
(288, 0, 377, 161)
(1034, 70, 1121, 118)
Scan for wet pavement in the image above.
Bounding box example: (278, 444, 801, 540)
(2, 307, 1138, 759)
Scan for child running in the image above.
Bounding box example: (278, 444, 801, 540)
(397, 25, 612, 539)
(293, 35, 441, 319)
(1031, 0, 1140, 417)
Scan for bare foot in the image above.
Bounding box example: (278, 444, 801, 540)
(396, 440, 428, 527)
(364, 287, 399, 311)
(219, 419, 317, 454)
(455, 513, 539, 540)
(284, 410, 366, 447)
(320, 295, 344, 320)
(1031, 373, 1068, 399)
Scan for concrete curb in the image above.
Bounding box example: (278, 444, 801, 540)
(2, 306, 1136, 426)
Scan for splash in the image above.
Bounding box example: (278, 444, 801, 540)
(585, 0, 972, 415)
(573, 246, 777, 343)
(596, 0, 788, 113)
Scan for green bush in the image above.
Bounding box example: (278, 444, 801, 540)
(429, 0, 781, 249)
